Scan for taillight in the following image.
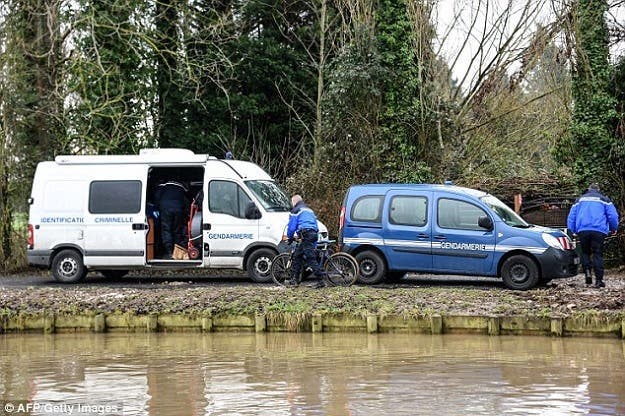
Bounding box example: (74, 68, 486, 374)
(28, 224, 34, 249)
(557, 236, 573, 250)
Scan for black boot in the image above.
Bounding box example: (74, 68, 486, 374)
(584, 268, 592, 285)
(594, 278, 605, 288)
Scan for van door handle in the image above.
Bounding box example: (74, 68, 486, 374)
(416, 233, 429, 239)
(132, 223, 148, 230)
(203, 223, 211, 230)
(434, 235, 447, 240)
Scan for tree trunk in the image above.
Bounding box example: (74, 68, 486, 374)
(313, 0, 327, 169)
(0, 122, 12, 270)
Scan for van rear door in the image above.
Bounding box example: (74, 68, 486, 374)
(431, 195, 496, 274)
(84, 166, 148, 267)
(382, 190, 432, 272)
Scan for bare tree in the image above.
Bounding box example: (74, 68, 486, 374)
(428, 0, 575, 181)
(434, 0, 558, 113)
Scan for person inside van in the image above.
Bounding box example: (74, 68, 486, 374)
(154, 179, 190, 259)
(286, 195, 328, 288)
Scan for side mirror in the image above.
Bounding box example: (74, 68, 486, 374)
(478, 216, 493, 230)
(245, 202, 262, 220)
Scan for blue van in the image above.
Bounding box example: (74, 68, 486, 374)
(338, 184, 579, 290)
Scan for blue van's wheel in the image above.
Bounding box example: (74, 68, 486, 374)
(247, 248, 276, 283)
(355, 251, 386, 284)
(51, 249, 87, 283)
(501, 255, 539, 290)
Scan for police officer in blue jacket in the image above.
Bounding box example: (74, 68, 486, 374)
(567, 183, 619, 288)
(155, 180, 189, 259)
(286, 195, 327, 287)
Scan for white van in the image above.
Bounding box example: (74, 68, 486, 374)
(27, 149, 328, 283)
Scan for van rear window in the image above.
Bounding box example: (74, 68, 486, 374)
(89, 181, 142, 214)
(351, 196, 383, 223)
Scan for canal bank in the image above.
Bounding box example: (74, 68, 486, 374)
(0, 271, 624, 338)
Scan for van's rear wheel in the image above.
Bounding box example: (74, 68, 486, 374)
(247, 248, 276, 283)
(501, 255, 539, 290)
(355, 251, 386, 284)
(51, 249, 87, 283)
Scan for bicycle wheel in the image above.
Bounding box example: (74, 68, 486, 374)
(324, 253, 358, 287)
(271, 253, 292, 286)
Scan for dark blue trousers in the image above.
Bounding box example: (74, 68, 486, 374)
(290, 230, 324, 281)
(161, 209, 186, 257)
(578, 231, 606, 280)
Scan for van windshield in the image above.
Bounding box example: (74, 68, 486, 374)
(245, 180, 291, 212)
(481, 195, 530, 228)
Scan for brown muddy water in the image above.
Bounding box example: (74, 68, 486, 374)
(0, 333, 624, 415)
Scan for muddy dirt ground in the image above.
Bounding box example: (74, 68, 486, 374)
(0, 269, 623, 318)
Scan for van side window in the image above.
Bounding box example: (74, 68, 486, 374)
(209, 180, 252, 218)
(351, 196, 383, 222)
(389, 196, 427, 226)
(89, 181, 142, 214)
(438, 198, 487, 231)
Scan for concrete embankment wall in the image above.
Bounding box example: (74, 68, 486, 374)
(0, 312, 624, 338)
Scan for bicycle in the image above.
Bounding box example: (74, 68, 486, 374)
(271, 240, 359, 287)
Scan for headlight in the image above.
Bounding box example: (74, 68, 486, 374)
(542, 233, 563, 250)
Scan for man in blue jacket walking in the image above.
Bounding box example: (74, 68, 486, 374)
(567, 183, 619, 288)
(286, 195, 328, 288)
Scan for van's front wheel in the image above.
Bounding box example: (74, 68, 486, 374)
(355, 251, 386, 284)
(501, 255, 539, 290)
(247, 248, 276, 283)
(51, 249, 87, 283)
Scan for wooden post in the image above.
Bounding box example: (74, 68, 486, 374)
(255, 314, 267, 332)
(43, 314, 56, 334)
(202, 316, 213, 332)
(431, 314, 443, 334)
(551, 318, 563, 337)
(147, 314, 158, 332)
(311, 314, 323, 332)
(514, 194, 523, 214)
(488, 317, 501, 336)
(366, 314, 378, 333)
(93, 314, 106, 333)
